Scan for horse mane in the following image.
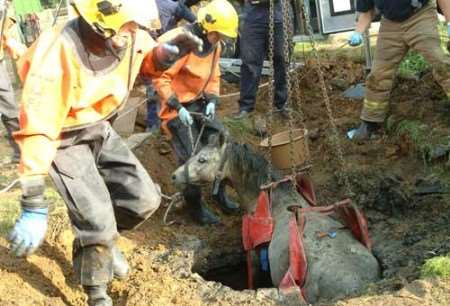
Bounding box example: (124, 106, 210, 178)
(228, 142, 289, 192)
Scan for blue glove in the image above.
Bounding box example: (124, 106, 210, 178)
(9, 207, 48, 257)
(205, 102, 216, 119)
(178, 107, 193, 126)
(348, 31, 363, 46)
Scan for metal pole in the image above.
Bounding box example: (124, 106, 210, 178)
(363, 29, 372, 74)
(52, 0, 66, 26)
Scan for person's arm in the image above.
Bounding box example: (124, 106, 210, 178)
(14, 34, 73, 178)
(175, 2, 196, 24)
(355, 10, 375, 33)
(438, 0, 450, 22)
(348, 0, 375, 46)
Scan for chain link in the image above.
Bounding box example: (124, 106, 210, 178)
(302, 3, 354, 198)
(266, 0, 275, 185)
(280, 0, 298, 189)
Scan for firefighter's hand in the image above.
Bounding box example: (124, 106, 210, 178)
(9, 206, 48, 257)
(178, 107, 193, 126)
(205, 102, 215, 119)
(348, 31, 363, 46)
(154, 30, 203, 70)
(9, 176, 48, 257)
(166, 30, 203, 58)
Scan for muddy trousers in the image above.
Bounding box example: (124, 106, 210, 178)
(0, 61, 20, 159)
(361, 0, 450, 123)
(48, 122, 161, 286)
(1, 115, 20, 160)
(167, 101, 225, 212)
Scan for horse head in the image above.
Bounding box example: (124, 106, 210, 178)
(172, 132, 229, 188)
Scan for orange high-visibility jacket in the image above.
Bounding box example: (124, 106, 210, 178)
(152, 27, 221, 136)
(15, 22, 162, 178)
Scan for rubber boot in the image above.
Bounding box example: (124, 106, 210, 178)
(184, 185, 220, 225)
(347, 120, 381, 140)
(83, 285, 113, 306)
(112, 246, 129, 280)
(212, 180, 240, 215)
(1, 116, 20, 163)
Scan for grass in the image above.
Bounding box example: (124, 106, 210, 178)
(422, 254, 450, 278)
(398, 52, 431, 78)
(223, 116, 254, 139)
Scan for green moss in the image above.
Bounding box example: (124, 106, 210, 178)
(422, 255, 450, 278)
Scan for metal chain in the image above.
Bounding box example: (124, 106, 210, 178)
(266, 0, 275, 185)
(280, 0, 298, 189)
(302, 3, 354, 198)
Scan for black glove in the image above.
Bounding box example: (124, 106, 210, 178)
(154, 30, 203, 70)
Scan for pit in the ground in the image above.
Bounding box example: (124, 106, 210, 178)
(193, 251, 273, 291)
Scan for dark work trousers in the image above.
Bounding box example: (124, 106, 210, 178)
(167, 101, 224, 209)
(239, 3, 293, 112)
(0, 61, 20, 160)
(48, 121, 161, 286)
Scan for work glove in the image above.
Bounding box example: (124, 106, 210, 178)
(204, 95, 218, 119)
(9, 176, 48, 257)
(205, 103, 215, 119)
(154, 30, 203, 70)
(178, 107, 193, 126)
(447, 23, 450, 53)
(348, 31, 363, 47)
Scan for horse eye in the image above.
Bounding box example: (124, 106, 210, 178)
(198, 156, 208, 164)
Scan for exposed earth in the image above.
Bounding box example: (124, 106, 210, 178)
(1, 54, 450, 306)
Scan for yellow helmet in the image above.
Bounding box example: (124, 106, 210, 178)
(197, 0, 238, 39)
(71, 0, 159, 38)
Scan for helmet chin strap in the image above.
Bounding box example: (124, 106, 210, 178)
(105, 37, 124, 60)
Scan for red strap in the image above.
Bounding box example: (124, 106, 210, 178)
(242, 191, 274, 251)
(279, 215, 308, 302)
(296, 175, 317, 206)
(242, 191, 274, 289)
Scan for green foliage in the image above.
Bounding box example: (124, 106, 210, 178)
(223, 117, 253, 138)
(387, 119, 433, 163)
(398, 52, 431, 78)
(421, 254, 450, 278)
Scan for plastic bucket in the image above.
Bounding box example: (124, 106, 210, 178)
(260, 129, 310, 170)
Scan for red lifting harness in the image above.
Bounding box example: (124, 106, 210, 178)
(242, 175, 372, 302)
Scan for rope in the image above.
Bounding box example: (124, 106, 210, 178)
(0, 178, 19, 195)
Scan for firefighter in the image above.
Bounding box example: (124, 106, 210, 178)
(153, 0, 239, 225)
(0, 0, 26, 164)
(145, 0, 201, 134)
(233, 0, 293, 119)
(348, 0, 450, 140)
(9, 0, 202, 305)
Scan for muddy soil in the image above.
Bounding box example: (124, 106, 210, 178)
(1, 56, 450, 306)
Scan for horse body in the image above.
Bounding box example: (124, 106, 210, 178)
(172, 139, 380, 303)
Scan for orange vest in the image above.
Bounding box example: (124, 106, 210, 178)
(14, 21, 161, 177)
(152, 27, 221, 136)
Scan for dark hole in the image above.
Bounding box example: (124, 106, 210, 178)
(201, 260, 249, 291)
(193, 251, 273, 291)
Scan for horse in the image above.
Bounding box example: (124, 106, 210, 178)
(171, 134, 380, 303)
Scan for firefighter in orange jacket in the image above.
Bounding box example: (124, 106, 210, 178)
(9, 0, 202, 305)
(0, 0, 27, 164)
(153, 0, 239, 225)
